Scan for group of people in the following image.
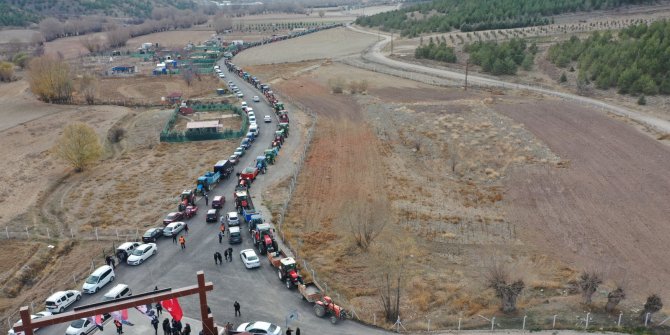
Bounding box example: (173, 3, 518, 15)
(158, 318, 191, 335)
(214, 247, 234, 264)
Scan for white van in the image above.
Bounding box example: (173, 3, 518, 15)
(249, 124, 259, 136)
(248, 116, 256, 124)
(102, 284, 132, 301)
(45, 290, 81, 313)
(82, 265, 115, 294)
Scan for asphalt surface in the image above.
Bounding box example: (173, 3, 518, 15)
(38, 63, 388, 335)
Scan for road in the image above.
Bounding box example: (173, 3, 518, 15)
(39, 63, 388, 335)
(346, 24, 670, 134)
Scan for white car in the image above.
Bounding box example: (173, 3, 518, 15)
(45, 290, 81, 314)
(226, 212, 240, 226)
(7, 311, 52, 335)
(240, 249, 261, 269)
(163, 221, 185, 236)
(248, 112, 255, 119)
(264, 115, 272, 123)
(241, 101, 247, 107)
(65, 318, 97, 335)
(236, 321, 281, 335)
(237, 92, 244, 98)
(248, 116, 256, 124)
(218, 73, 225, 78)
(253, 96, 260, 102)
(126, 243, 157, 265)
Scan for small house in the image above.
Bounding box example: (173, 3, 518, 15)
(166, 92, 183, 104)
(186, 120, 221, 134)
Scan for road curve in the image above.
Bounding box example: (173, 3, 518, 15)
(346, 24, 670, 134)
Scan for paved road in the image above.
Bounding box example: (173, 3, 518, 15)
(347, 24, 670, 134)
(40, 64, 388, 335)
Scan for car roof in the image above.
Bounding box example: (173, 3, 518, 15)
(138, 243, 153, 250)
(229, 226, 240, 232)
(167, 221, 183, 228)
(118, 242, 138, 249)
(228, 212, 238, 217)
(207, 209, 217, 213)
(241, 248, 255, 255)
(249, 321, 272, 329)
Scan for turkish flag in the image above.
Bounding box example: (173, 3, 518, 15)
(161, 298, 184, 321)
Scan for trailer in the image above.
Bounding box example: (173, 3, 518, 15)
(213, 160, 234, 179)
(196, 171, 221, 195)
(267, 250, 302, 289)
(298, 282, 323, 303)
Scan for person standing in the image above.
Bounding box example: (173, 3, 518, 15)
(155, 302, 163, 316)
(183, 323, 192, 335)
(151, 317, 159, 335)
(172, 233, 178, 244)
(295, 327, 300, 335)
(214, 252, 221, 265)
(179, 236, 186, 250)
(218, 231, 223, 244)
(227, 247, 233, 262)
(286, 328, 292, 335)
(162, 318, 171, 335)
(205, 194, 209, 206)
(184, 223, 189, 235)
(234, 301, 241, 317)
(114, 319, 123, 335)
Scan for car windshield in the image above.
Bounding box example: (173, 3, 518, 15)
(267, 324, 278, 332)
(131, 248, 144, 256)
(143, 230, 154, 237)
(166, 214, 176, 219)
(248, 255, 258, 261)
(85, 275, 99, 284)
(71, 319, 85, 328)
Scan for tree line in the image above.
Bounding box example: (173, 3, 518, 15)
(465, 38, 536, 75)
(548, 20, 670, 95)
(415, 37, 457, 63)
(355, 0, 654, 37)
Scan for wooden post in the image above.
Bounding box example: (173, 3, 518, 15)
(465, 59, 469, 91)
(197, 271, 217, 335)
(19, 307, 33, 335)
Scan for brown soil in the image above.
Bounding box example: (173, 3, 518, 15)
(87, 75, 221, 104)
(497, 98, 670, 300)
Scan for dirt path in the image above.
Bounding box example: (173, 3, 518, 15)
(496, 98, 670, 299)
(348, 24, 670, 134)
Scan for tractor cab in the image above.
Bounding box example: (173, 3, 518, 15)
(264, 149, 276, 164)
(278, 123, 289, 137)
(256, 156, 267, 173)
(179, 189, 195, 211)
(278, 257, 302, 288)
(248, 214, 263, 231)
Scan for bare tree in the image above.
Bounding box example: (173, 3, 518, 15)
(28, 56, 73, 103)
(39, 18, 64, 41)
(79, 74, 98, 105)
(81, 36, 106, 54)
(641, 294, 663, 323)
(0, 62, 15, 82)
(343, 199, 387, 251)
(578, 272, 602, 305)
(486, 262, 525, 313)
(106, 28, 131, 48)
(182, 68, 195, 87)
(606, 287, 626, 313)
(52, 122, 103, 172)
(213, 15, 234, 33)
(379, 272, 401, 322)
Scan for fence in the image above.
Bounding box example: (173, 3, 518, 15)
(159, 104, 249, 142)
(0, 225, 145, 242)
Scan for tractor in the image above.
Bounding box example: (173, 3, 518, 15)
(314, 296, 349, 324)
(273, 101, 285, 113)
(256, 156, 267, 174)
(277, 257, 303, 289)
(179, 189, 196, 211)
(278, 122, 289, 137)
(253, 223, 277, 254)
(264, 149, 276, 165)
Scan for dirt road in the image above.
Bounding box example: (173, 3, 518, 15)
(347, 24, 670, 134)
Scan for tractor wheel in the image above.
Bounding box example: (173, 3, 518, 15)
(277, 269, 283, 281)
(285, 279, 292, 289)
(314, 304, 325, 317)
(330, 316, 338, 324)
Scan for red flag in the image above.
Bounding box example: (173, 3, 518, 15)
(161, 298, 183, 321)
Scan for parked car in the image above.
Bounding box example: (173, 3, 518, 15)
(218, 73, 225, 78)
(127, 243, 157, 265)
(264, 115, 272, 123)
(248, 116, 256, 124)
(102, 284, 132, 301)
(226, 212, 240, 226)
(163, 212, 184, 225)
(45, 290, 81, 313)
(206, 209, 219, 223)
(163, 222, 185, 237)
(7, 311, 52, 335)
(240, 138, 251, 150)
(65, 318, 97, 335)
(241, 101, 247, 107)
(229, 226, 242, 244)
(236, 321, 280, 335)
(239, 249, 260, 269)
(212, 195, 225, 208)
(253, 96, 260, 102)
(82, 265, 115, 294)
(234, 147, 245, 157)
(229, 154, 239, 165)
(142, 227, 163, 243)
(115, 242, 141, 262)
(237, 92, 244, 98)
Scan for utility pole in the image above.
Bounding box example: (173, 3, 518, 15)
(464, 59, 469, 90)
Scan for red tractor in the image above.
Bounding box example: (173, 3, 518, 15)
(314, 296, 349, 324)
(179, 189, 196, 211)
(253, 223, 277, 255)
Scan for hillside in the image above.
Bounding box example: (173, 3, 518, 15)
(0, 0, 198, 27)
(355, 0, 656, 37)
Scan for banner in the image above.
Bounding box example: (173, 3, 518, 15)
(161, 298, 184, 321)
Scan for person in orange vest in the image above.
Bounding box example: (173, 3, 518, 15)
(179, 235, 186, 250)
